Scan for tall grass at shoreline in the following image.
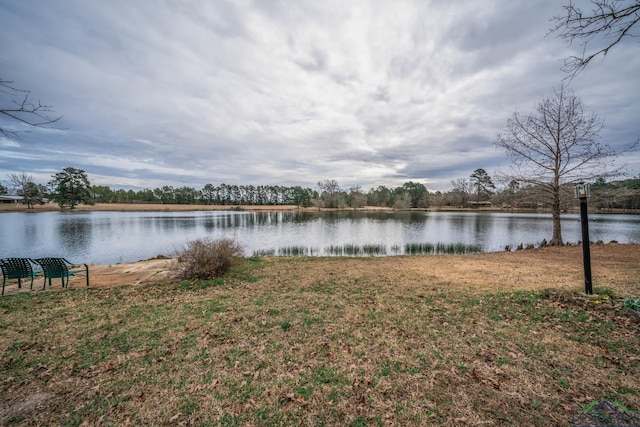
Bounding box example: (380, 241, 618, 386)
(253, 242, 482, 257)
(406, 242, 482, 255)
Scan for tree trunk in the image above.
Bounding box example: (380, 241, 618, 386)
(550, 187, 563, 246)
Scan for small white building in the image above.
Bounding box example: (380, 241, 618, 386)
(0, 195, 23, 204)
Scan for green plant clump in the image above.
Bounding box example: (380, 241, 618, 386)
(624, 297, 640, 311)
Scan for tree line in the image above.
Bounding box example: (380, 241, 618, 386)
(0, 167, 490, 209)
(2, 167, 638, 211)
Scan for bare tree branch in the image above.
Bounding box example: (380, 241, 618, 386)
(550, 0, 640, 79)
(0, 77, 64, 138)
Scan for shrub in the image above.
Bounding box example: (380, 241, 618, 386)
(175, 238, 244, 280)
(624, 297, 640, 311)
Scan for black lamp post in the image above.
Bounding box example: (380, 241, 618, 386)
(574, 183, 593, 294)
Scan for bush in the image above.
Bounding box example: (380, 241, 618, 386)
(624, 297, 640, 311)
(175, 238, 244, 280)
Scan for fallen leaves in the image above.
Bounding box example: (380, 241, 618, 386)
(188, 379, 218, 394)
(283, 393, 308, 406)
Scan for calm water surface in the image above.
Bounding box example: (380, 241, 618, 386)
(1, 210, 638, 265)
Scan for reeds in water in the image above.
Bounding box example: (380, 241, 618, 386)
(252, 242, 481, 257)
(252, 246, 321, 257)
(278, 246, 311, 256)
(362, 244, 387, 256)
(252, 248, 276, 257)
(405, 243, 435, 255)
(405, 242, 481, 255)
(324, 244, 386, 256)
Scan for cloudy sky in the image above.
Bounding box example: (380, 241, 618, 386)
(1, 0, 639, 192)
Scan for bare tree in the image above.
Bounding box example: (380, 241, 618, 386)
(551, 0, 640, 78)
(347, 185, 367, 209)
(496, 85, 630, 245)
(8, 172, 45, 208)
(317, 179, 343, 208)
(1, 78, 62, 138)
(449, 178, 473, 207)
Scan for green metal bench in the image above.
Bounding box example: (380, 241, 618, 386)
(1, 258, 39, 296)
(35, 258, 89, 290)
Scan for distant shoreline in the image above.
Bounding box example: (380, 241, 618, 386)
(0, 202, 636, 215)
(0, 202, 493, 214)
(0, 203, 314, 213)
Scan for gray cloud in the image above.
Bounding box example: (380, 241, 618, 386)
(1, 0, 638, 193)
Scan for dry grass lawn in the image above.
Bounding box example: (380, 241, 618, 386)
(9, 242, 635, 295)
(1, 244, 639, 426)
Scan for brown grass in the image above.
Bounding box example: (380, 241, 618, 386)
(0, 244, 639, 426)
(5, 242, 635, 296)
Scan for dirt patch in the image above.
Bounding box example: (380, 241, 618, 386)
(0, 393, 55, 424)
(88, 257, 178, 288)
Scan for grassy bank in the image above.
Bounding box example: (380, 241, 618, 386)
(1, 255, 639, 426)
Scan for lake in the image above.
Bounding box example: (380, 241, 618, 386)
(1, 210, 638, 265)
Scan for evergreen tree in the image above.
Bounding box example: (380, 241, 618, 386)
(48, 167, 93, 208)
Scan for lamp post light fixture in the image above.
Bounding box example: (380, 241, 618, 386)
(574, 182, 593, 294)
